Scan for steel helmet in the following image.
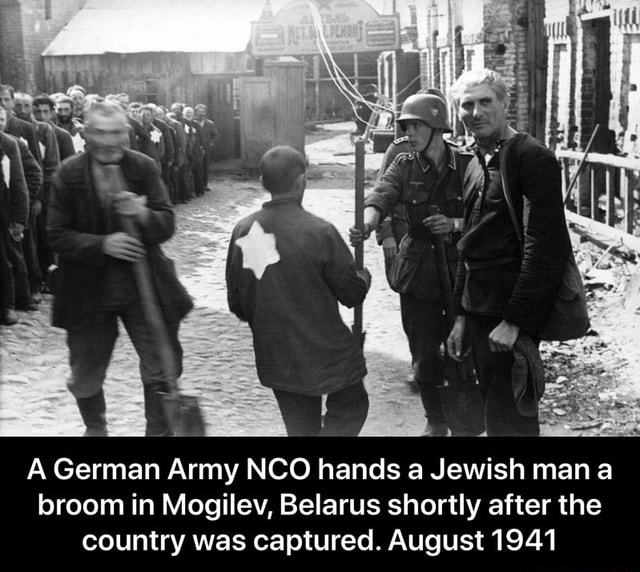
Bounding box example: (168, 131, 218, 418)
(396, 93, 452, 132)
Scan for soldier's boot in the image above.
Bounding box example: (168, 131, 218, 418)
(144, 383, 173, 437)
(76, 390, 108, 437)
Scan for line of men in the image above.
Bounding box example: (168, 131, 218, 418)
(0, 82, 218, 326)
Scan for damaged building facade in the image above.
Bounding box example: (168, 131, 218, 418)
(395, 0, 639, 157)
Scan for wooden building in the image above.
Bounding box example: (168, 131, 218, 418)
(41, 0, 263, 160)
(545, 0, 640, 157)
(251, 0, 403, 122)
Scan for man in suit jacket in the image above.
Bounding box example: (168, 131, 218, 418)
(157, 106, 185, 204)
(32, 93, 75, 289)
(48, 101, 193, 436)
(0, 107, 30, 325)
(194, 104, 219, 192)
(14, 91, 61, 302)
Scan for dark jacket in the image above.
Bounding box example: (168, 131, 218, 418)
(10, 135, 43, 207)
(4, 113, 43, 167)
(375, 136, 410, 245)
(0, 132, 29, 226)
(226, 196, 368, 396)
(48, 148, 192, 330)
(366, 141, 473, 300)
(51, 123, 76, 161)
(165, 116, 186, 167)
(33, 119, 60, 184)
(197, 118, 219, 153)
(153, 118, 175, 166)
(453, 132, 571, 336)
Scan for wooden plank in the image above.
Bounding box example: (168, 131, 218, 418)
(566, 210, 640, 253)
(605, 166, 614, 227)
(624, 170, 634, 235)
(556, 149, 640, 170)
(238, 76, 274, 170)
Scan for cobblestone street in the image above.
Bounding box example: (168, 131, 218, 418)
(0, 125, 428, 437)
(1, 124, 638, 437)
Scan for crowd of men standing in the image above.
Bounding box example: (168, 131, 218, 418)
(0, 82, 219, 326)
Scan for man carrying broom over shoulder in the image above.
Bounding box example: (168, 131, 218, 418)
(48, 101, 192, 437)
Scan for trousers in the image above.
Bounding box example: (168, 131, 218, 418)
(399, 293, 447, 424)
(273, 380, 369, 437)
(467, 314, 540, 436)
(65, 297, 183, 399)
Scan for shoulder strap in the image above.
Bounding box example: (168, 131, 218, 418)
(498, 139, 523, 246)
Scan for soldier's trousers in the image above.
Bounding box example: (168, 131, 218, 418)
(399, 293, 447, 425)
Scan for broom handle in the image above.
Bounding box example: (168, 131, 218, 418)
(105, 164, 179, 386)
(353, 139, 365, 340)
(120, 215, 179, 387)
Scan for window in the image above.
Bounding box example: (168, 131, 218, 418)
(45, 0, 52, 20)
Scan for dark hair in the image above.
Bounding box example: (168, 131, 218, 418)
(33, 93, 56, 110)
(260, 146, 306, 194)
(55, 95, 74, 107)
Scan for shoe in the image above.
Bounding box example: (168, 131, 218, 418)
(1, 309, 18, 326)
(421, 421, 449, 437)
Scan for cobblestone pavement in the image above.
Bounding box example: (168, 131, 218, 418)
(0, 125, 429, 437)
(1, 124, 637, 437)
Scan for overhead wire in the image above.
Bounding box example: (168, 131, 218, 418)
(305, 0, 393, 129)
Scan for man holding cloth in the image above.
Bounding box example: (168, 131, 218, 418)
(446, 69, 571, 436)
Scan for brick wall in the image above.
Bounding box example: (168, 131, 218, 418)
(482, 0, 530, 132)
(0, 0, 88, 94)
(0, 2, 25, 88)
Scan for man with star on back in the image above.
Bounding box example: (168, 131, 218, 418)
(225, 145, 372, 437)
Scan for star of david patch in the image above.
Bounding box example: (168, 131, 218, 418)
(72, 133, 85, 153)
(150, 129, 162, 144)
(235, 220, 280, 280)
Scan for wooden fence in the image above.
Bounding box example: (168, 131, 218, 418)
(556, 150, 640, 253)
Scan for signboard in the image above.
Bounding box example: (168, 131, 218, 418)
(251, 0, 400, 56)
